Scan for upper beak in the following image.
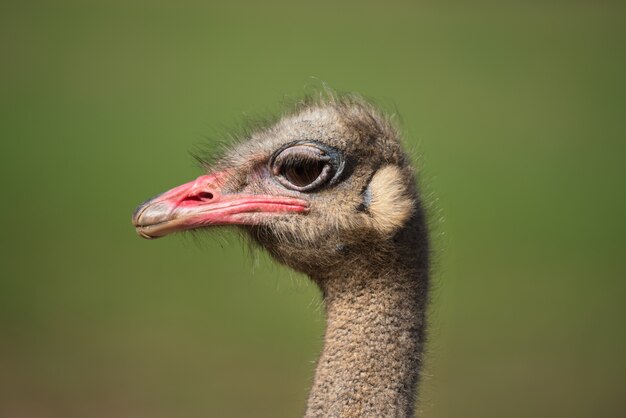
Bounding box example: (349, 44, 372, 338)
(132, 172, 309, 239)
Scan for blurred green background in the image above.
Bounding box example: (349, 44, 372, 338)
(1, 1, 625, 417)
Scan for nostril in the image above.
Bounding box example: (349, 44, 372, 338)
(185, 192, 214, 202)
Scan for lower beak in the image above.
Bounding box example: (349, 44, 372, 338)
(132, 172, 309, 239)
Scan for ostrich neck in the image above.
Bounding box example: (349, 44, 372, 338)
(305, 256, 428, 418)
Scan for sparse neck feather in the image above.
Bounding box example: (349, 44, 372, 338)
(304, 241, 428, 417)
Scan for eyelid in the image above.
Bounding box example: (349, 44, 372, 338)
(271, 147, 328, 175)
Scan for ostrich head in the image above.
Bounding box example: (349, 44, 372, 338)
(132, 96, 420, 279)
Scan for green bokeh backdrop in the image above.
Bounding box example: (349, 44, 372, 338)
(1, 1, 625, 417)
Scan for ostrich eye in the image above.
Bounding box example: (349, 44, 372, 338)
(271, 144, 340, 192)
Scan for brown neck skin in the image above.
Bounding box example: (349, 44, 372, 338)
(304, 230, 429, 417)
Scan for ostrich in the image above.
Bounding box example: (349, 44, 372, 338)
(132, 94, 430, 417)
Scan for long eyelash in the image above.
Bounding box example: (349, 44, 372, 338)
(280, 153, 322, 169)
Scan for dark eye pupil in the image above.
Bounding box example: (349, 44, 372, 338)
(283, 160, 325, 187)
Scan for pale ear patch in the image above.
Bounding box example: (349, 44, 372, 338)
(365, 165, 414, 236)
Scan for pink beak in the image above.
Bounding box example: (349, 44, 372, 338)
(132, 172, 309, 239)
